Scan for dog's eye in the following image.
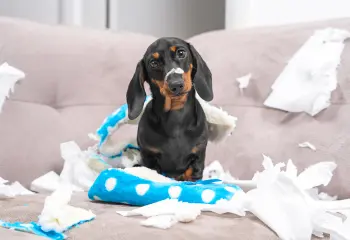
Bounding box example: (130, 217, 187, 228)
(176, 49, 187, 59)
(149, 60, 159, 69)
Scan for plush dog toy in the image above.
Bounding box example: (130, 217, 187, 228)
(89, 93, 237, 170)
(88, 167, 242, 206)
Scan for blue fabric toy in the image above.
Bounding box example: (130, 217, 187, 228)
(88, 168, 242, 206)
(0, 219, 93, 240)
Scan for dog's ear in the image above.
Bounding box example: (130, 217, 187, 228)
(188, 43, 213, 101)
(126, 60, 147, 120)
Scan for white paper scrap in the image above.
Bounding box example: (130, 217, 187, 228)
(236, 73, 252, 91)
(298, 142, 316, 151)
(0, 177, 34, 199)
(141, 215, 178, 229)
(38, 183, 95, 233)
(0, 62, 25, 112)
(264, 28, 350, 116)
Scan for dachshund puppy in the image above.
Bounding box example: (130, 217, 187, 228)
(126, 37, 213, 181)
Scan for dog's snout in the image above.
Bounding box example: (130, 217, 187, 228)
(168, 79, 184, 95)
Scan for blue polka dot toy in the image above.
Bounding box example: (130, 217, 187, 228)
(88, 168, 242, 206)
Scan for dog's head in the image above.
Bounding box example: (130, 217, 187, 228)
(126, 37, 213, 120)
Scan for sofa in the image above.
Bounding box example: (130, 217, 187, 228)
(0, 17, 349, 239)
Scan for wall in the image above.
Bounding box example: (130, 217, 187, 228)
(0, 0, 225, 39)
(110, 0, 225, 39)
(0, 0, 60, 24)
(226, 0, 350, 30)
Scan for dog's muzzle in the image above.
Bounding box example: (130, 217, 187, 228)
(165, 68, 184, 95)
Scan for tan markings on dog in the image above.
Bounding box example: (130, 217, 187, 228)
(175, 167, 193, 181)
(152, 52, 159, 59)
(151, 64, 193, 111)
(191, 146, 198, 154)
(183, 167, 193, 181)
(170, 46, 176, 52)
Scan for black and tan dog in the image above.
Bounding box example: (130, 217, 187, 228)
(126, 37, 213, 181)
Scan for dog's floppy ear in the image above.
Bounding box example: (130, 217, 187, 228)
(126, 60, 147, 120)
(188, 43, 213, 101)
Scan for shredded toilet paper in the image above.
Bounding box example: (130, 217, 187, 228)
(117, 157, 350, 240)
(0, 62, 25, 112)
(0, 177, 34, 199)
(236, 73, 252, 92)
(31, 141, 99, 193)
(298, 142, 317, 151)
(264, 28, 350, 116)
(38, 183, 95, 233)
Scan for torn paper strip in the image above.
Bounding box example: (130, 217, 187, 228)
(0, 178, 34, 199)
(264, 28, 350, 116)
(38, 183, 95, 233)
(0, 62, 25, 113)
(236, 73, 252, 91)
(141, 215, 178, 229)
(60, 141, 98, 191)
(298, 142, 316, 151)
(30, 171, 83, 194)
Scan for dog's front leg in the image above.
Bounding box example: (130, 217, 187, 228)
(190, 150, 205, 181)
(176, 151, 205, 181)
(139, 150, 162, 173)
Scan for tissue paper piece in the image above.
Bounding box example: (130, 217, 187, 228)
(141, 215, 178, 229)
(0, 177, 34, 199)
(123, 166, 174, 183)
(236, 73, 252, 90)
(243, 157, 350, 240)
(0, 185, 95, 240)
(202, 160, 236, 182)
(59, 141, 98, 191)
(30, 171, 62, 194)
(296, 162, 336, 190)
(298, 142, 316, 151)
(245, 174, 315, 240)
(30, 171, 83, 194)
(31, 141, 98, 193)
(38, 184, 95, 233)
(117, 195, 247, 229)
(203, 161, 257, 192)
(0, 62, 25, 112)
(264, 28, 350, 116)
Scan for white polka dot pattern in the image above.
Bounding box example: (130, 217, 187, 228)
(105, 177, 117, 191)
(224, 186, 237, 193)
(168, 186, 182, 199)
(136, 184, 150, 196)
(201, 189, 215, 203)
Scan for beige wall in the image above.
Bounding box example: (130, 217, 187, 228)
(226, 0, 350, 30)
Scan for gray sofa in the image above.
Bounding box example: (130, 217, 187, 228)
(0, 17, 349, 239)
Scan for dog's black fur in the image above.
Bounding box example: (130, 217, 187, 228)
(126, 37, 213, 181)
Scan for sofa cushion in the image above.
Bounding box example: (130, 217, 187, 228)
(0, 193, 327, 240)
(188, 18, 350, 198)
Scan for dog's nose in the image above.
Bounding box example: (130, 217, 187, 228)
(168, 79, 184, 95)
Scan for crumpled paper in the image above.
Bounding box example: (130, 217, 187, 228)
(31, 141, 99, 193)
(38, 183, 95, 233)
(264, 28, 350, 116)
(116, 194, 246, 229)
(0, 177, 34, 199)
(0, 62, 25, 112)
(239, 156, 350, 240)
(118, 157, 350, 239)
